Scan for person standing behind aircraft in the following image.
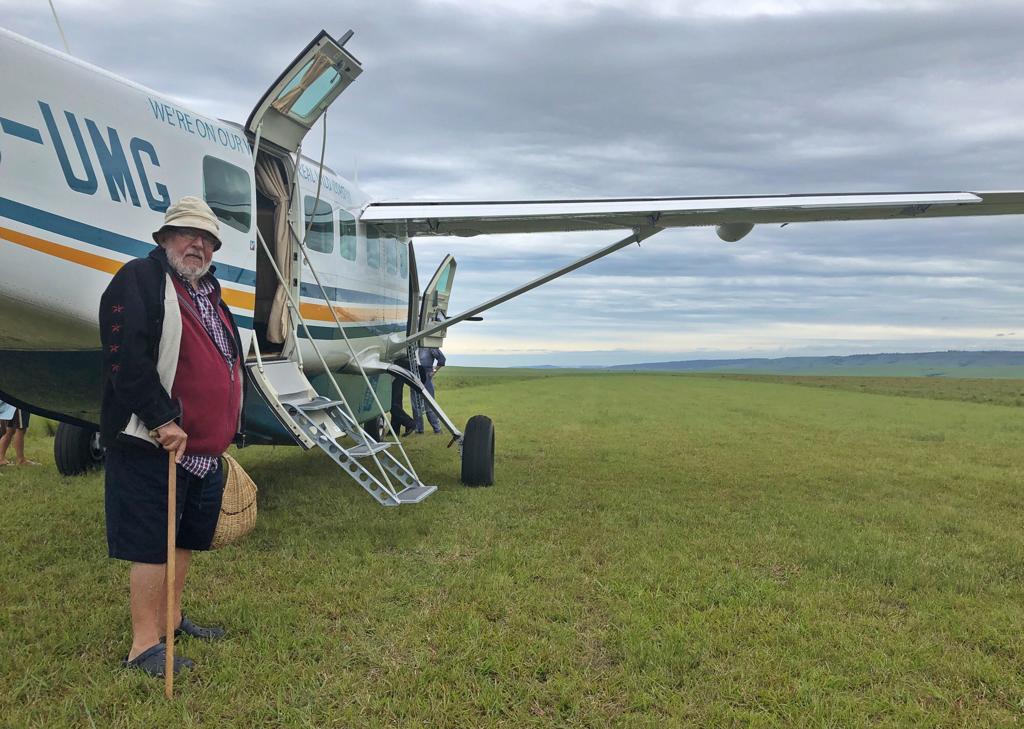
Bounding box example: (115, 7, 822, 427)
(99, 197, 245, 678)
(389, 355, 417, 437)
(0, 400, 37, 466)
(413, 347, 446, 434)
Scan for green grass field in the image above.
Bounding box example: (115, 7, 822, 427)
(702, 373, 1024, 408)
(3, 370, 1024, 727)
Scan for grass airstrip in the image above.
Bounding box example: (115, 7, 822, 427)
(2, 369, 1024, 727)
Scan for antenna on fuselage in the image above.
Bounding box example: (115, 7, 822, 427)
(47, 0, 72, 55)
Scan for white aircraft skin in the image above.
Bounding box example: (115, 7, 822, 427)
(3, 25, 1024, 453)
(0, 28, 407, 439)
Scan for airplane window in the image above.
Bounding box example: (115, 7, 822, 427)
(399, 242, 408, 278)
(338, 210, 357, 261)
(436, 264, 452, 294)
(385, 237, 399, 275)
(272, 54, 341, 122)
(303, 196, 334, 254)
(365, 226, 380, 269)
(202, 156, 251, 233)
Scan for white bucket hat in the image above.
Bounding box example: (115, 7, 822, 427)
(152, 196, 222, 250)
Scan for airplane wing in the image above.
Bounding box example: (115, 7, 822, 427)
(366, 189, 1024, 347)
(361, 190, 1024, 239)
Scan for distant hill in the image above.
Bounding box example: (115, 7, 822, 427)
(608, 350, 1024, 378)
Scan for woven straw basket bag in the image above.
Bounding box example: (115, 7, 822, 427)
(211, 454, 257, 549)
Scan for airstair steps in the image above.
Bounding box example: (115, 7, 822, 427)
(295, 398, 346, 412)
(391, 484, 436, 504)
(247, 359, 437, 507)
(346, 442, 392, 457)
(244, 207, 440, 507)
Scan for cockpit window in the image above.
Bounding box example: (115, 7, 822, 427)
(202, 156, 251, 233)
(436, 264, 452, 294)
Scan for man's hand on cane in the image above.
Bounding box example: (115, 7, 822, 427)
(155, 423, 188, 462)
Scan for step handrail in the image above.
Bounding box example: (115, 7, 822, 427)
(290, 117, 420, 482)
(248, 121, 413, 499)
(252, 223, 402, 500)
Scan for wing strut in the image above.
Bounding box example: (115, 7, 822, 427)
(392, 226, 662, 350)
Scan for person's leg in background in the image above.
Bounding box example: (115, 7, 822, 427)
(9, 410, 36, 465)
(0, 421, 13, 465)
(389, 376, 416, 436)
(411, 366, 430, 433)
(423, 374, 442, 434)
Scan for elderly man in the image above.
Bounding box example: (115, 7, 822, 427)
(99, 196, 244, 677)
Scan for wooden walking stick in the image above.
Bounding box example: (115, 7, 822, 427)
(165, 451, 176, 698)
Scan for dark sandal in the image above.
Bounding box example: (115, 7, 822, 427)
(121, 643, 194, 678)
(175, 616, 226, 640)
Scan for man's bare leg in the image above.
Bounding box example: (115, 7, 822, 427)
(127, 549, 191, 661)
(128, 562, 165, 659)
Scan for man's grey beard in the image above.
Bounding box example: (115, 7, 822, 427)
(166, 247, 211, 282)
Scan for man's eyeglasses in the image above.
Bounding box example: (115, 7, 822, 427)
(173, 227, 219, 249)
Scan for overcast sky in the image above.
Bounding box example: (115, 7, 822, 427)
(6, 0, 1024, 365)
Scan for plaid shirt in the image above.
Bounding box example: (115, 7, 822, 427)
(176, 273, 235, 478)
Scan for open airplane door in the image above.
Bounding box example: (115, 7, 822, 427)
(242, 32, 443, 506)
(245, 30, 362, 152)
(419, 255, 457, 348)
(248, 31, 362, 351)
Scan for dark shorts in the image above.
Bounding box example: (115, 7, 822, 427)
(104, 445, 225, 563)
(1, 409, 29, 430)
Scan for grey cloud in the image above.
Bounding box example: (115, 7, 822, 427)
(4, 0, 1023, 364)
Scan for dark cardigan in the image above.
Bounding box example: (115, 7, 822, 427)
(98, 247, 246, 449)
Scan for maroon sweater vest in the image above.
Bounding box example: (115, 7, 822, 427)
(170, 277, 242, 457)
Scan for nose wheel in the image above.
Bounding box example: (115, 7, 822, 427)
(460, 415, 494, 486)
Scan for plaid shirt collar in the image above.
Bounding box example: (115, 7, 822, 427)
(177, 271, 216, 298)
(175, 272, 234, 364)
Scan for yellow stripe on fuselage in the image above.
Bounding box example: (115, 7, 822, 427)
(0, 223, 404, 325)
(298, 301, 407, 322)
(1, 223, 124, 274)
(0, 222, 256, 309)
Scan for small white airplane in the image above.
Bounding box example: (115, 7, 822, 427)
(2, 27, 1022, 504)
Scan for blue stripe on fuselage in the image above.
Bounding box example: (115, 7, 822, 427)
(0, 117, 44, 144)
(0, 195, 407, 306)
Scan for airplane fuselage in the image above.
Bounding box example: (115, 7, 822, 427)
(0, 29, 412, 438)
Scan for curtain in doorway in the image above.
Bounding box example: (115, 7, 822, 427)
(255, 156, 292, 344)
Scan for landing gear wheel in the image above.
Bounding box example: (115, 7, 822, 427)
(460, 415, 495, 486)
(364, 413, 386, 441)
(54, 422, 105, 476)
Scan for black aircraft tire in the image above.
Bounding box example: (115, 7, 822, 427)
(461, 415, 495, 487)
(54, 422, 105, 476)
